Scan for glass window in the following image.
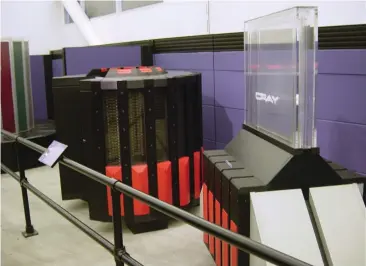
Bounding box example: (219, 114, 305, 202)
(85, 0, 117, 18)
(121, 0, 162, 12)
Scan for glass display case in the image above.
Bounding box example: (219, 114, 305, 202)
(244, 7, 318, 149)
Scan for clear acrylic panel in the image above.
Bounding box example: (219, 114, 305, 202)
(244, 7, 318, 149)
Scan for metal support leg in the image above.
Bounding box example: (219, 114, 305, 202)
(15, 142, 38, 238)
(112, 190, 124, 266)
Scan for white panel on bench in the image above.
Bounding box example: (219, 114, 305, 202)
(310, 184, 366, 266)
(250, 189, 324, 266)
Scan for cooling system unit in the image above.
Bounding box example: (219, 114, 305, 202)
(53, 66, 203, 233)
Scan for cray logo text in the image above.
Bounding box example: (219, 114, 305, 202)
(255, 92, 280, 105)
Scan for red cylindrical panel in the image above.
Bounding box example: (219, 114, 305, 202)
(132, 164, 150, 216)
(179, 156, 190, 206)
(105, 166, 125, 216)
(157, 161, 173, 204)
(1, 42, 16, 132)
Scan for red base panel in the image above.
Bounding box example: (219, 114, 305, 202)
(202, 183, 208, 244)
(106, 161, 176, 217)
(215, 199, 222, 266)
(194, 151, 201, 199)
(179, 156, 190, 207)
(230, 221, 238, 266)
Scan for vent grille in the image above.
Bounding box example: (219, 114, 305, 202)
(213, 32, 244, 51)
(128, 92, 146, 165)
(152, 24, 366, 53)
(154, 90, 169, 162)
(154, 35, 213, 53)
(319, 24, 366, 49)
(50, 25, 365, 59)
(103, 92, 121, 165)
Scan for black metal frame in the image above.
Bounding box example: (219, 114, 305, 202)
(1, 129, 313, 266)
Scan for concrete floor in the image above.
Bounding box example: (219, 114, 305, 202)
(1, 165, 215, 266)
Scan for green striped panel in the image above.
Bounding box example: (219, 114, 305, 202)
(13, 41, 28, 132)
(22, 41, 34, 129)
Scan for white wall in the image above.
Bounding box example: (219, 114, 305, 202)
(85, 0, 366, 45)
(2, 1, 366, 54)
(89, 1, 209, 44)
(0, 0, 86, 55)
(208, 1, 366, 34)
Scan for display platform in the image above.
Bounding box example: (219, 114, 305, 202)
(1, 121, 56, 172)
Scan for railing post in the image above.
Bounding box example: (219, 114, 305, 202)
(15, 141, 38, 238)
(111, 189, 125, 266)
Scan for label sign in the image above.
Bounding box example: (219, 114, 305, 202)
(38, 141, 68, 168)
(255, 92, 280, 105)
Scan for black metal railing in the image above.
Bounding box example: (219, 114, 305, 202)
(1, 129, 312, 266)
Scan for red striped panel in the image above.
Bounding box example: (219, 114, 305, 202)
(202, 183, 208, 243)
(222, 210, 229, 266)
(1, 42, 16, 132)
(230, 221, 238, 266)
(209, 190, 215, 254)
(215, 199, 222, 266)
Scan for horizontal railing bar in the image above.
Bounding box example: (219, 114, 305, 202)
(121, 253, 144, 266)
(1, 164, 115, 255)
(2, 164, 21, 182)
(2, 164, 143, 266)
(1, 129, 312, 266)
(113, 182, 311, 266)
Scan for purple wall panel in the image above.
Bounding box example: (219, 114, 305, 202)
(203, 139, 216, 150)
(317, 120, 366, 173)
(216, 142, 226, 150)
(30, 55, 47, 121)
(215, 107, 244, 144)
(214, 71, 245, 109)
(65, 46, 141, 75)
(318, 50, 366, 75)
(195, 70, 214, 105)
(152, 49, 366, 176)
(202, 105, 215, 141)
(213, 50, 366, 74)
(153, 52, 214, 70)
(214, 51, 244, 71)
(52, 59, 64, 77)
(316, 74, 366, 125)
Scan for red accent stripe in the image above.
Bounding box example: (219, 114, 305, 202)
(117, 69, 132, 74)
(230, 221, 238, 266)
(215, 200, 222, 266)
(208, 190, 215, 254)
(202, 184, 208, 244)
(1, 42, 16, 132)
(222, 210, 229, 266)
